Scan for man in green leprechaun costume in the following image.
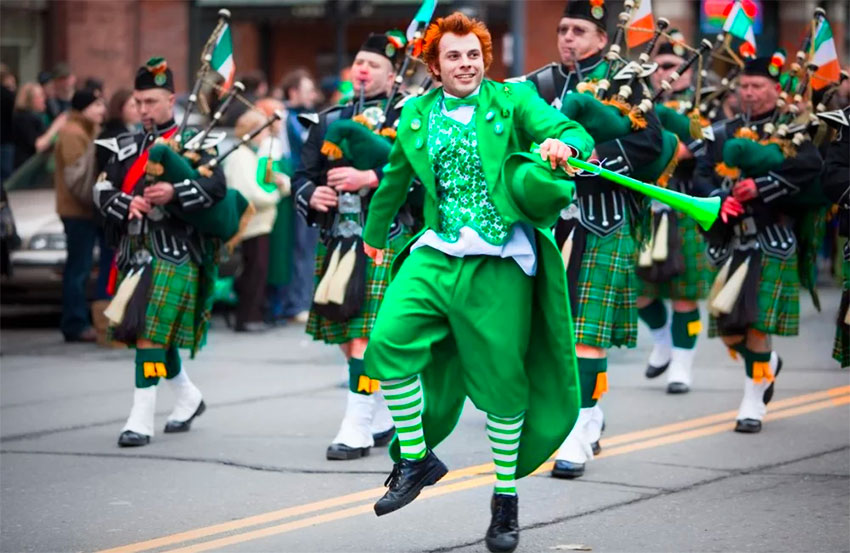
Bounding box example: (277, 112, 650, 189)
(635, 33, 714, 394)
(94, 58, 226, 447)
(361, 12, 593, 553)
(693, 55, 824, 433)
(516, 0, 665, 479)
(293, 32, 413, 461)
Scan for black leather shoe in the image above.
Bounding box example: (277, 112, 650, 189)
(551, 459, 585, 479)
(666, 382, 690, 394)
(762, 356, 783, 404)
(118, 430, 150, 447)
(485, 493, 519, 553)
(734, 418, 762, 433)
(374, 450, 448, 516)
(164, 400, 206, 433)
(326, 443, 370, 460)
(645, 361, 670, 379)
(591, 440, 601, 456)
(372, 427, 395, 447)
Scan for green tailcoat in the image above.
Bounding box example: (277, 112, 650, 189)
(363, 79, 594, 478)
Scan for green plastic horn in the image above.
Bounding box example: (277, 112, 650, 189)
(567, 156, 721, 231)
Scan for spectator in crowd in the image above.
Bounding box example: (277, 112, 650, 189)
(83, 77, 104, 97)
(11, 82, 66, 170)
(225, 110, 291, 332)
(271, 68, 321, 324)
(0, 64, 16, 181)
(254, 97, 295, 325)
(47, 62, 76, 121)
(54, 89, 106, 342)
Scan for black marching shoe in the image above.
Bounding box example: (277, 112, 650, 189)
(551, 460, 585, 479)
(485, 493, 520, 553)
(666, 382, 690, 394)
(326, 443, 370, 460)
(762, 355, 783, 404)
(591, 440, 601, 456)
(118, 430, 150, 447)
(164, 400, 206, 433)
(372, 427, 396, 447)
(645, 360, 670, 379)
(734, 418, 762, 433)
(374, 450, 448, 516)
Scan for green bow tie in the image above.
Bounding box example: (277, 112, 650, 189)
(444, 95, 479, 111)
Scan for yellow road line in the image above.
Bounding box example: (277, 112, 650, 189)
(97, 386, 850, 553)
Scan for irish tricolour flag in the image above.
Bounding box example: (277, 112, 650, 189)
(406, 0, 437, 41)
(722, 0, 757, 58)
(626, 0, 655, 48)
(811, 18, 840, 90)
(211, 23, 235, 93)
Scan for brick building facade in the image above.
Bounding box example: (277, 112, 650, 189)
(1, 0, 847, 98)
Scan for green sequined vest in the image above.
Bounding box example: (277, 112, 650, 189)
(427, 106, 510, 245)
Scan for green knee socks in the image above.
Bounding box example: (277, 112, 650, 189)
(638, 299, 667, 330)
(578, 357, 608, 408)
(348, 357, 377, 395)
(672, 308, 701, 350)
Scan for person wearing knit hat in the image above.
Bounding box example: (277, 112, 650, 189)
(292, 30, 412, 463)
(692, 47, 825, 435)
(54, 88, 106, 345)
(635, 31, 714, 397)
(94, 56, 226, 447)
(512, 0, 666, 480)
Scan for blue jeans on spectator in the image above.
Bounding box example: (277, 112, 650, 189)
(61, 217, 97, 339)
(274, 214, 318, 319)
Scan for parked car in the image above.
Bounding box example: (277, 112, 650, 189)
(0, 151, 99, 304)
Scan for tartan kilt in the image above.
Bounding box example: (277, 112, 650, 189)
(637, 211, 713, 300)
(307, 229, 412, 344)
(574, 223, 639, 349)
(108, 257, 200, 349)
(709, 251, 800, 337)
(834, 258, 850, 367)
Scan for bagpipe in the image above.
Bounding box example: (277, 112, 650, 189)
(145, 9, 286, 248)
(556, 1, 721, 230)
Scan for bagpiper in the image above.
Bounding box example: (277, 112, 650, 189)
(361, 13, 593, 552)
(693, 55, 824, 433)
(820, 104, 849, 368)
(293, 32, 412, 461)
(94, 58, 225, 447)
(636, 31, 714, 394)
(517, 0, 666, 478)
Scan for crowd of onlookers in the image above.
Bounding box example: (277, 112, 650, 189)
(0, 60, 342, 343)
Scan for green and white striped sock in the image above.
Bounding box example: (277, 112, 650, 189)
(487, 412, 525, 496)
(381, 375, 426, 460)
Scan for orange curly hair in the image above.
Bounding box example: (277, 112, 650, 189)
(421, 12, 493, 81)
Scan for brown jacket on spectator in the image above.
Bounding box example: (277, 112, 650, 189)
(54, 111, 97, 219)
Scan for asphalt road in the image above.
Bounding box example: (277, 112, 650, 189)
(1, 288, 848, 553)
